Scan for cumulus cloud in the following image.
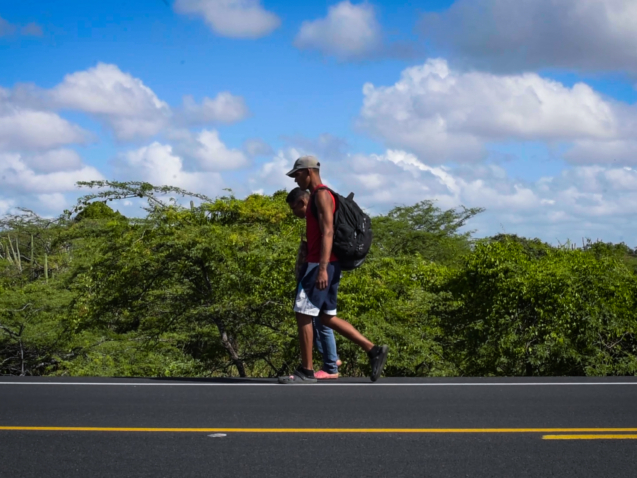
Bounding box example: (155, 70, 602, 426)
(49, 63, 171, 140)
(419, 0, 637, 73)
(21, 149, 83, 173)
(249, 136, 349, 191)
(295, 1, 382, 60)
(182, 129, 249, 171)
(243, 138, 273, 158)
(116, 142, 225, 195)
(564, 140, 637, 166)
(250, 143, 637, 242)
(0, 88, 102, 213)
(281, 133, 349, 161)
(0, 153, 103, 195)
(359, 59, 637, 163)
(0, 106, 89, 152)
(250, 147, 303, 192)
(367, 152, 637, 240)
(0, 198, 14, 216)
(36, 193, 67, 212)
(176, 92, 249, 127)
(2, 64, 250, 144)
(336, 150, 541, 214)
(174, 0, 280, 39)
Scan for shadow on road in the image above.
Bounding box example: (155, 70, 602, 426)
(145, 376, 276, 384)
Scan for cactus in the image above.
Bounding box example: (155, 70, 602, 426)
(30, 234, 34, 264)
(16, 236, 22, 271)
(44, 253, 49, 283)
(0, 239, 10, 263)
(7, 236, 22, 272)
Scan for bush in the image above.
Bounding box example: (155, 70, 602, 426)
(2, 182, 636, 377)
(441, 241, 637, 376)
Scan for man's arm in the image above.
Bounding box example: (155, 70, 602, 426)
(315, 189, 334, 290)
(295, 236, 307, 283)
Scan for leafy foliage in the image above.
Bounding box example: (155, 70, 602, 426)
(1, 182, 635, 377)
(373, 201, 483, 266)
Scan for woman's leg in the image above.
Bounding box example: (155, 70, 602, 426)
(313, 316, 339, 374)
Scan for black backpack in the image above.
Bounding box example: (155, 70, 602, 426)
(310, 186, 372, 271)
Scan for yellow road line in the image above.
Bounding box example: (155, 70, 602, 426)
(543, 435, 637, 440)
(2, 427, 637, 434)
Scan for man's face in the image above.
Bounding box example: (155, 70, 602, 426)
(292, 169, 311, 190)
(289, 196, 308, 219)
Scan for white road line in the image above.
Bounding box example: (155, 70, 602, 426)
(0, 382, 636, 387)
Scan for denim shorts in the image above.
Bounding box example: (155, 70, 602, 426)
(293, 262, 341, 317)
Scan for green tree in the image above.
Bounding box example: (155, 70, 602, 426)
(0, 210, 79, 375)
(373, 201, 483, 266)
(70, 187, 302, 377)
(441, 241, 637, 376)
(3, 180, 636, 379)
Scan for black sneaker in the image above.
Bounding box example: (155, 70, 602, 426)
(278, 365, 317, 384)
(368, 345, 389, 382)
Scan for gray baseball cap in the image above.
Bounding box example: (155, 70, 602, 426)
(286, 155, 320, 177)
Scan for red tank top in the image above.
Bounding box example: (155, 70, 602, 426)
(306, 185, 338, 263)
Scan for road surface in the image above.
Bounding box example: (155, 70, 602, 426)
(1, 377, 636, 477)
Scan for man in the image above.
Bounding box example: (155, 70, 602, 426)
(287, 187, 341, 380)
(279, 156, 389, 384)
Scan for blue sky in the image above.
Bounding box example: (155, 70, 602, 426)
(2, 0, 637, 244)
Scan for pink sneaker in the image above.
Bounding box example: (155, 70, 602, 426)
(336, 359, 343, 367)
(315, 370, 339, 380)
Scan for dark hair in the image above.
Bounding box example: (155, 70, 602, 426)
(286, 187, 310, 205)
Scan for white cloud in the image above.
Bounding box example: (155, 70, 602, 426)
(357, 151, 637, 241)
(2, 64, 250, 145)
(0, 106, 89, 152)
(22, 149, 83, 172)
(50, 63, 171, 140)
(359, 59, 636, 163)
(174, 0, 280, 39)
(187, 129, 249, 171)
(176, 92, 249, 126)
(117, 142, 225, 195)
(564, 140, 637, 166)
(0, 198, 13, 215)
(250, 147, 302, 191)
(295, 1, 382, 60)
(36, 193, 67, 212)
(0, 97, 100, 213)
(243, 138, 273, 157)
(420, 0, 637, 73)
(281, 133, 348, 161)
(251, 144, 637, 242)
(0, 153, 103, 195)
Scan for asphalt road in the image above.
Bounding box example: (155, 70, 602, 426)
(1, 377, 636, 477)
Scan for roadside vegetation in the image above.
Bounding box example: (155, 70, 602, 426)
(1, 181, 636, 377)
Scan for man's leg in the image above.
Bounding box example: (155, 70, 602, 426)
(296, 312, 314, 371)
(318, 262, 389, 382)
(319, 313, 373, 353)
(278, 311, 317, 384)
(321, 313, 388, 381)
